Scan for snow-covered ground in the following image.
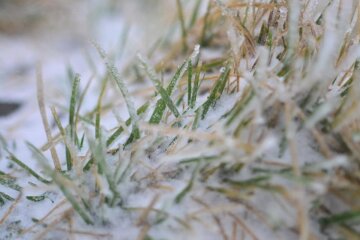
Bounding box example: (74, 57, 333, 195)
(1, 0, 360, 239)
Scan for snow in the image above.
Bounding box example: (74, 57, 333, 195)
(1, 0, 359, 239)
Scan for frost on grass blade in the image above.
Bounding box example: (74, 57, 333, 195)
(93, 41, 140, 144)
(0, 192, 14, 206)
(95, 78, 108, 140)
(67, 73, 81, 171)
(149, 61, 186, 124)
(138, 54, 181, 118)
(147, 45, 200, 124)
(0, 176, 22, 192)
(187, 60, 193, 106)
(106, 102, 150, 147)
(87, 130, 121, 207)
(26, 142, 94, 225)
(201, 64, 231, 119)
(26, 192, 53, 203)
(7, 151, 51, 184)
(225, 87, 254, 126)
(190, 62, 203, 109)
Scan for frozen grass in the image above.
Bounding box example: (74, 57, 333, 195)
(1, 0, 360, 239)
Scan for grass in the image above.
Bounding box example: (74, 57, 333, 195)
(1, 0, 360, 239)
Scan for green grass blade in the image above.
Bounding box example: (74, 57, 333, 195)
(87, 132, 121, 207)
(320, 210, 360, 228)
(176, 0, 187, 51)
(0, 177, 22, 192)
(201, 58, 227, 71)
(26, 192, 52, 203)
(189, 0, 202, 29)
(67, 74, 81, 170)
(86, 100, 148, 171)
(187, 60, 193, 106)
(217, 66, 230, 96)
(175, 164, 199, 203)
(201, 65, 231, 119)
(192, 107, 202, 130)
(149, 61, 187, 124)
(75, 76, 94, 136)
(6, 150, 51, 184)
(96, 78, 108, 139)
(200, 1, 211, 46)
(0, 192, 15, 202)
(190, 62, 202, 109)
(138, 55, 180, 118)
(223, 176, 271, 188)
(225, 88, 255, 126)
(106, 102, 149, 147)
(69, 74, 80, 135)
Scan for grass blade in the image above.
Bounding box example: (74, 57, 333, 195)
(320, 210, 360, 228)
(106, 102, 149, 147)
(67, 73, 81, 171)
(96, 78, 108, 139)
(200, 1, 211, 46)
(187, 60, 193, 106)
(36, 65, 61, 171)
(27, 142, 94, 225)
(190, 62, 202, 109)
(138, 55, 180, 118)
(93, 42, 140, 143)
(226, 87, 255, 126)
(175, 163, 199, 203)
(87, 131, 121, 207)
(189, 0, 202, 29)
(149, 61, 187, 124)
(201, 65, 231, 119)
(176, 0, 187, 51)
(6, 151, 51, 184)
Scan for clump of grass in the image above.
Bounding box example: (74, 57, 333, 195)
(1, 0, 360, 239)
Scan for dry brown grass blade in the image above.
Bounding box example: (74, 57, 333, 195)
(54, 228, 112, 239)
(230, 17, 256, 56)
(136, 194, 160, 240)
(34, 208, 73, 240)
(340, 119, 360, 161)
(20, 198, 68, 236)
(229, 213, 259, 240)
(36, 64, 61, 170)
(192, 197, 229, 240)
(227, 2, 285, 10)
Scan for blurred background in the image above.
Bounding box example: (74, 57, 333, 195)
(0, 0, 180, 140)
